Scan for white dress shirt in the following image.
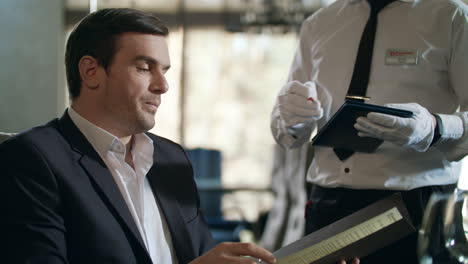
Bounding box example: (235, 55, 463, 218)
(272, 0, 468, 190)
(68, 107, 178, 264)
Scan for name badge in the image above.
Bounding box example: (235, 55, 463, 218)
(385, 49, 418, 65)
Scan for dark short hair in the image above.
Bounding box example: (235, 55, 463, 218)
(65, 8, 169, 99)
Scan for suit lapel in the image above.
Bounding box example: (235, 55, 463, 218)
(79, 156, 148, 249)
(147, 139, 195, 264)
(56, 112, 150, 262)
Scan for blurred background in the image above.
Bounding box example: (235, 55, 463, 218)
(1, 0, 467, 249)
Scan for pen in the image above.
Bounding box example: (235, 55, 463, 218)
(242, 256, 263, 263)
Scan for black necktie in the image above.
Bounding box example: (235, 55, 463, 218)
(333, 0, 396, 161)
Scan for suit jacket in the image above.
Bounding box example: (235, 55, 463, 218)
(0, 112, 216, 264)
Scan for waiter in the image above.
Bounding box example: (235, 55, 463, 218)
(271, 0, 468, 263)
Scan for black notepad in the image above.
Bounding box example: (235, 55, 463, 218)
(311, 100, 413, 153)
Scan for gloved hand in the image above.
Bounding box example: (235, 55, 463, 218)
(354, 103, 436, 152)
(277, 81, 323, 134)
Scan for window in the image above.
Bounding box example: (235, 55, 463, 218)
(152, 26, 298, 221)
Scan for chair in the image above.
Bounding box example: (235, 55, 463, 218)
(186, 148, 252, 243)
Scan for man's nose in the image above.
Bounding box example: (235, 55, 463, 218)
(150, 71, 169, 94)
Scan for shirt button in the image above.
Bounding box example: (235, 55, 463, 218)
(344, 168, 350, 173)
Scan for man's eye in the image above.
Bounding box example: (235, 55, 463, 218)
(137, 67, 150, 72)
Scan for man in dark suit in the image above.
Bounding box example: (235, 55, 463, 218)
(0, 8, 276, 264)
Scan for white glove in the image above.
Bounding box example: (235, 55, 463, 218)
(277, 81, 323, 134)
(354, 103, 436, 152)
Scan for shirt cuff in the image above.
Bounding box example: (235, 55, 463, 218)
(275, 124, 312, 149)
(436, 113, 464, 143)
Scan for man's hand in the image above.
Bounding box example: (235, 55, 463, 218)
(189, 242, 276, 264)
(354, 103, 436, 152)
(278, 81, 323, 133)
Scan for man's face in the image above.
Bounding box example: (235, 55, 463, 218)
(99, 32, 170, 136)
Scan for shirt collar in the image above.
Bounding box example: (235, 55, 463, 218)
(68, 106, 118, 157)
(132, 133, 154, 168)
(67, 107, 153, 159)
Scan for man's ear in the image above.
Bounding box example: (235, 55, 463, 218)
(78, 55, 102, 90)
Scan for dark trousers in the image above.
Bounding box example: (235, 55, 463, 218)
(304, 184, 456, 264)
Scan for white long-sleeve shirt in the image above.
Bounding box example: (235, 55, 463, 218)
(272, 0, 468, 190)
(68, 107, 178, 264)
